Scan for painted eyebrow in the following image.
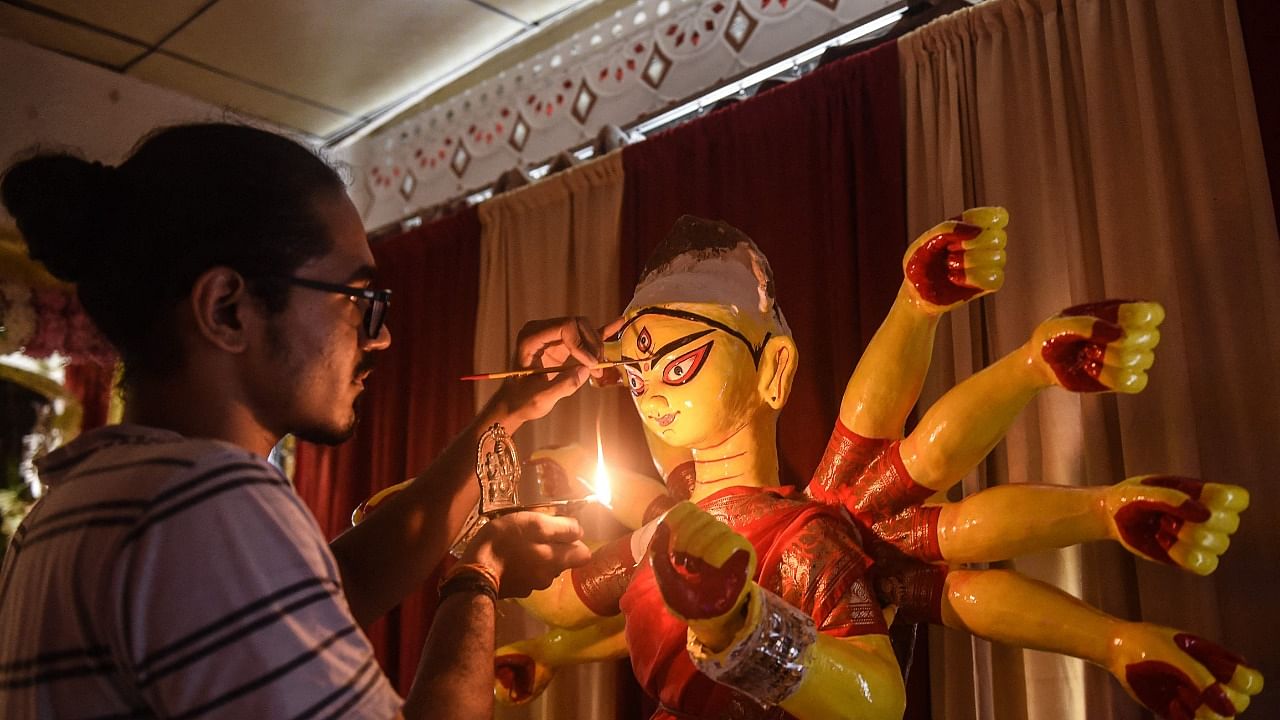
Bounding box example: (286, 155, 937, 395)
(651, 329, 715, 363)
(613, 307, 768, 365)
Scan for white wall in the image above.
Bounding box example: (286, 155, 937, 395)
(0, 36, 283, 232)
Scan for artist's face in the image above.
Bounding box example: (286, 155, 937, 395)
(255, 192, 392, 445)
(614, 309, 762, 450)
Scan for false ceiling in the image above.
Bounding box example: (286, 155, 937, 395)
(0, 0, 622, 142)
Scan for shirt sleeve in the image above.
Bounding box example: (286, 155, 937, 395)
(110, 451, 403, 720)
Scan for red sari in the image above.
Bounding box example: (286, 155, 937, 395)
(620, 485, 886, 720)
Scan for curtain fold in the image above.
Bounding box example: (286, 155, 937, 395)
(900, 1, 1280, 718)
(473, 152, 630, 720)
(293, 207, 482, 693)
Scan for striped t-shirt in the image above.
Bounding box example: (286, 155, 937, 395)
(0, 424, 402, 719)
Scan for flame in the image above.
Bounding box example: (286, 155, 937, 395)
(592, 424, 612, 508)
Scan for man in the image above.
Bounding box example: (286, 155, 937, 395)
(0, 123, 599, 718)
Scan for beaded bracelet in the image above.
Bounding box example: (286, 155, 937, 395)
(438, 574, 498, 604)
(438, 561, 501, 602)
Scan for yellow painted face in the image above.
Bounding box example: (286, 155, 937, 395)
(610, 306, 765, 450)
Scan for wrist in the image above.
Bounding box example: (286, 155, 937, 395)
(439, 560, 501, 603)
(458, 542, 504, 590)
(480, 388, 526, 435)
(687, 585, 817, 706)
(688, 584, 756, 652)
(897, 283, 945, 320)
(1014, 342, 1057, 389)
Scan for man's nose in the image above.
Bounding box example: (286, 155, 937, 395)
(363, 323, 392, 350)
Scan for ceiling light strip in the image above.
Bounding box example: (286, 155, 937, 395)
(632, 6, 906, 135)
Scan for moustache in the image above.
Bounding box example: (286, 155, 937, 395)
(355, 353, 379, 378)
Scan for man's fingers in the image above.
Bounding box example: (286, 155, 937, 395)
(600, 315, 626, 340)
(527, 513, 586, 543)
(546, 540, 592, 571)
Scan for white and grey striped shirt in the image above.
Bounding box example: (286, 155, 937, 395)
(0, 424, 402, 719)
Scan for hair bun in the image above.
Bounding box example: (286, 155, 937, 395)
(1, 153, 120, 284)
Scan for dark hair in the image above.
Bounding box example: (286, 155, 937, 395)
(1, 123, 345, 379)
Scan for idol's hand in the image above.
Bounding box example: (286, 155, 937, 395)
(494, 316, 625, 428)
(1029, 300, 1164, 393)
(1104, 475, 1249, 576)
(462, 512, 591, 598)
(649, 501, 757, 651)
(1110, 623, 1262, 720)
(902, 206, 1008, 314)
(494, 639, 556, 706)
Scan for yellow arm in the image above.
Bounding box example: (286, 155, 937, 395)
(494, 615, 628, 706)
(937, 476, 1249, 574)
(939, 569, 1262, 719)
(515, 568, 602, 630)
(779, 633, 905, 720)
(900, 300, 1163, 494)
(840, 208, 1008, 438)
(838, 285, 941, 438)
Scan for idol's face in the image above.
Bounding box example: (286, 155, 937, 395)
(613, 307, 763, 450)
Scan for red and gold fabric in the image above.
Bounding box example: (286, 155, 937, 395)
(620, 485, 884, 720)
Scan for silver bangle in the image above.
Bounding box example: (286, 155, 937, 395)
(686, 586, 817, 707)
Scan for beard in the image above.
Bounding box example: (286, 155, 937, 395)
(292, 413, 359, 446)
(265, 317, 377, 446)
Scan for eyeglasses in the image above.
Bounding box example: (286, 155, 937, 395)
(279, 276, 392, 339)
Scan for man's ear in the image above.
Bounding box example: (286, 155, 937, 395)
(756, 335, 798, 410)
(189, 267, 254, 354)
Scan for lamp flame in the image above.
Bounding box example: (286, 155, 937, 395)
(592, 425, 612, 508)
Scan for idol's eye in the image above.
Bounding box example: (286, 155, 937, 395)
(662, 341, 713, 386)
(625, 367, 646, 397)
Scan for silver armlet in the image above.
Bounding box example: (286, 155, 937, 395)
(686, 586, 817, 707)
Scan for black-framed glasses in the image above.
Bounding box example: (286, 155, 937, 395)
(280, 276, 392, 338)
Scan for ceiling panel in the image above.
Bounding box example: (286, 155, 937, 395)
(130, 52, 352, 137)
(24, 0, 212, 45)
(0, 3, 146, 68)
(484, 0, 591, 24)
(160, 0, 524, 118)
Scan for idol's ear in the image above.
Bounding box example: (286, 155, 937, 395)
(757, 335, 798, 410)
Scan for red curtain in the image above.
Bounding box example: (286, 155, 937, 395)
(617, 40, 925, 718)
(63, 361, 115, 430)
(1237, 0, 1280, 237)
(293, 207, 482, 692)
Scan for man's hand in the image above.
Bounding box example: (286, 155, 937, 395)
(902, 207, 1008, 314)
(649, 501, 757, 651)
(1104, 475, 1249, 576)
(1029, 300, 1164, 393)
(461, 512, 591, 598)
(491, 316, 625, 429)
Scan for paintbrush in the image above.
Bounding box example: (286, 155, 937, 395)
(461, 358, 644, 382)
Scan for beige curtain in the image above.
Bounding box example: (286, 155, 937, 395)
(473, 151, 630, 720)
(901, 1, 1280, 719)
